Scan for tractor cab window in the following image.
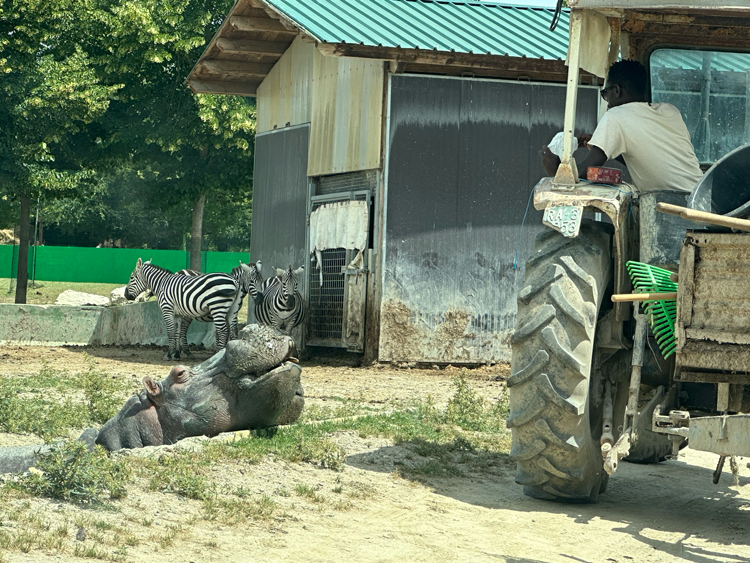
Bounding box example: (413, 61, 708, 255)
(650, 48, 750, 164)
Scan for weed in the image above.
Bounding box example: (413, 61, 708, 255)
(159, 525, 179, 549)
(142, 452, 216, 501)
(234, 486, 251, 498)
(203, 494, 277, 524)
(79, 366, 130, 424)
(294, 483, 324, 503)
(9, 440, 131, 504)
(0, 363, 129, 440)
(74, 541, 109, 559)
(345, 481, 376, 500)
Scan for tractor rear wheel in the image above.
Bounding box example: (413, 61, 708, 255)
(508, 223, 611, 502)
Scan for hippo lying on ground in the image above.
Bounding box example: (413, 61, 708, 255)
(96, 324, 304, 450)
(0, 324, 304, 472)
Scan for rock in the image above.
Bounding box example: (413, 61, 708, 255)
(134, 291, 152, 303)
(109, 286, 129, 306)
(54, 290, 109, 307)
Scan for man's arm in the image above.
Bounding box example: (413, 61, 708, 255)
(539, 144, 608, 179)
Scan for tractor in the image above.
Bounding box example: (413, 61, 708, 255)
(510, 0, 750, 502)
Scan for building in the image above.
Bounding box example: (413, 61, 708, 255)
(186, 0, 602, 364)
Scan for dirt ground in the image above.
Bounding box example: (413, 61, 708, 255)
(1, 346, 750, 563)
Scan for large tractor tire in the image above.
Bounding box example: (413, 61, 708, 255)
(508, 223, 612, 502)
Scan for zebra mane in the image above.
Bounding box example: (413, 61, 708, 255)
(144, 262, 174, 275)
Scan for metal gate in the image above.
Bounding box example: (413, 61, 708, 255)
(306, 187, 371, 351)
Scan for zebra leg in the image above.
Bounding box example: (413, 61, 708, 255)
(160, 305, 179, 360)
(210, 306, 231, 350)
(228, 294, 243, 340)
(178, 316, 192, 357)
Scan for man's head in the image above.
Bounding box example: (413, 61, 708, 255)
(601, 60, 648, 109)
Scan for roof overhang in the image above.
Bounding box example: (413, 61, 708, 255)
(187, 0, 589, 97)
(187, 0, 311, 96)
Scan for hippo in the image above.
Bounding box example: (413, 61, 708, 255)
(95, 324, 305, 450)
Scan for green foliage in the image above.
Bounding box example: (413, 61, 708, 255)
(12, 440, 130, 504)
(142, 451, 217, 500)
(0, 0, 119, 202)
(0, 364, 131, 440)
(202, 494, 278, 524)
(446, 374, 508, 433)
(2, 0, 255, 252)
(80, 366, 131, 425)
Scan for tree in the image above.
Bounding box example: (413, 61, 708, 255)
(2, 0, 255, 303)
(90, 0, 256, 270)
(0, 0, 119, 301)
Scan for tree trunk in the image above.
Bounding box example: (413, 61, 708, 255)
(15, 196, 30, 304)
(190, 192, 206, 272)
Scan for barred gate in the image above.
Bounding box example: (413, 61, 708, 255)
(306, 173, 373, 351)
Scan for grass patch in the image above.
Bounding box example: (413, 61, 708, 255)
(202, 494, 278, 524)
(139, 451, 217, 501)
(9, 440, 130, 504)
(0, 359, 131, 440)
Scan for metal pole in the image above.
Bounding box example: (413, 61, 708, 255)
(7, 228, 16, 294)
(554, 10, 582, 186)
(31, 195, 39, 288)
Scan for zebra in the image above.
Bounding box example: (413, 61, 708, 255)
(255, 265, 305, 333)
(175, 261, 263, 340)
(229, 260, 264, 338)
(125, 258, 241, 360)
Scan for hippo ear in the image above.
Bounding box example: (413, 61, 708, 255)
(143, 376, 163, 405)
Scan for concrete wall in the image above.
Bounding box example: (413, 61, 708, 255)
(0, 302, 214, 347)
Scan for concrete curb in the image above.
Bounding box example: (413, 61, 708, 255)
(0, 302, 215, 347)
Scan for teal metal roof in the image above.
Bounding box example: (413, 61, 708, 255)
(264, 0, 570, 60)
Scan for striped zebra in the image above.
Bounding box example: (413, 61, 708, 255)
(175, 261, 264, 340)
(229, 261, 264, 337)
(255, 265, 305, 333)
(125, 258, 240, 360)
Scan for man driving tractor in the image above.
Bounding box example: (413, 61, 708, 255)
(540, 60, 704, 193)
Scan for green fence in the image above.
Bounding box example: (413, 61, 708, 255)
(1, 245, 249, 284)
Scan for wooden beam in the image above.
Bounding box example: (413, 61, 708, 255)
(188, 79, 259, 97)
(400, 62, 568, 82)
(217, 38, 289, 55)
(229, 15, 296, 35)
(200, 60, 274, 77)
(317, 42, 569, 74)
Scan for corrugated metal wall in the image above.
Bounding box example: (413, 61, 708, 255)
(256, 41, 385, 176)
(250, 125, 310, 322)
(307, 51, 384, 176)
(256, 38, 314, 134)
(380, 75, 598, 364)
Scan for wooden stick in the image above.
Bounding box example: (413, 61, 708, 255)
(611, 292, 677, 302)
(656, 202, 750, 232)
